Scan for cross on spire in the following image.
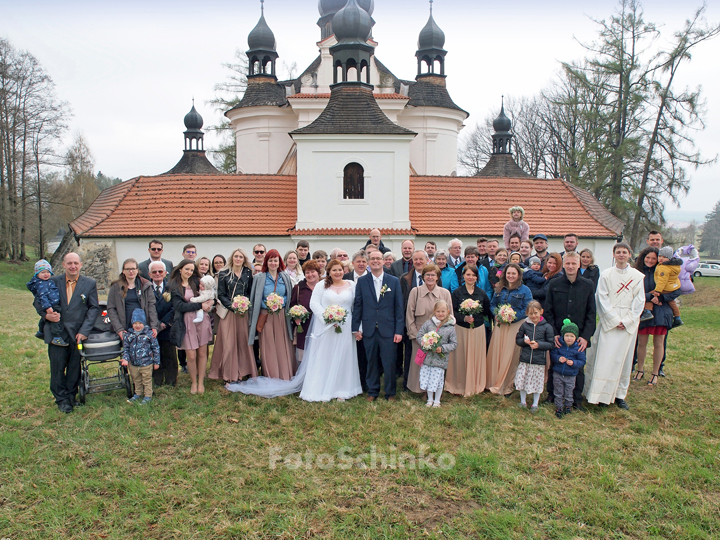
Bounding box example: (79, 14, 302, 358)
(430, 0, 433, 14)
(261, 0, 264, 14)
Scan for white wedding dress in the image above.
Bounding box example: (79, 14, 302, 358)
(226, 280, 362, 402)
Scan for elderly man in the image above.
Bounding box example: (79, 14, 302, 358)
(148, 261, 177, 387)
(139, 239, 173, 280)
(330, 247, 349, 262)
(399, 249, 429, 389)
(35, 252, 100, 413)
(390, 240, 415, 277)
(543, 252, 596, 411)
(447, 238, 464, 268)
(362, 228, 391, 254)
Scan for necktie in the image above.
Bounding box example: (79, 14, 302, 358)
(418, 274, 423, 286)
(66, 279, 76, 302)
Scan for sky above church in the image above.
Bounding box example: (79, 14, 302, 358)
(2, 0, 719, 220)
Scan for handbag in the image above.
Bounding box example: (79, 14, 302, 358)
(216, 272, 241, 320)
(414, 322, 442, 366)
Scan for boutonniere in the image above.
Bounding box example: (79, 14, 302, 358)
(380, 284, 390, 298)
(80, 293, 87, 304)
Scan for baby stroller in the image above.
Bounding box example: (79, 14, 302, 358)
(77, 301, 134, 403)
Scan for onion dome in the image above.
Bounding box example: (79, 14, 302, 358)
(493, 101, 512, 133)
(248, 5, 276, 51)
(184, 104, 203, 130)
(319, 0, 374, 17)
(418, 10, 445, 50)
(333, 0, 372, 43)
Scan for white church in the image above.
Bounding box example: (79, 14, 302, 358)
(64, 0, 624, 289)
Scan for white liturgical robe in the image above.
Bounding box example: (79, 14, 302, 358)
(584, 265, 646, 404)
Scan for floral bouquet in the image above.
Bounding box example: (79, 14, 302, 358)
(231, 295, 251, 316)
(288, 305, 310, 333)
(323, 305, 347, 334)
(494, 304, 516, 325)
(420, 330, 444, 358)
(265, 292, 285, 314)
(458, 298, 482, 329)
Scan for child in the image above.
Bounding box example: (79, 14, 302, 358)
(549, 319, 586, 418)
(508, 252, 525, 269)
(641, 246, 683, 327)
(514, 300, 554, 412)
(503, 206, 530, 250)
(416, 300, 458, 408)
(190, 275, 217, 323)
(522, 256, 546, 299)
(122, 309, 160, 404)
(26, 259, 67, 346)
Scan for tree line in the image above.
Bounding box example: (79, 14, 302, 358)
(0, 38, 120, 262)
(459, 1, 719, 248)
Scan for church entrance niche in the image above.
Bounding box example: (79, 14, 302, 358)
(343, 162, 364, 200)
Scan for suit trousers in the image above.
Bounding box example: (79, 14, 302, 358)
(364, 332, 398, 398)
(48, 343, 81, 405)
(153, 340, 178, 387)
(547, 366, 585, 406)
(357, 341, 368, 392)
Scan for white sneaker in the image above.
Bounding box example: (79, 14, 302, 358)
(432, 402, 441, 407)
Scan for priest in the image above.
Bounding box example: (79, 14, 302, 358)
(584, 242, 645, 409)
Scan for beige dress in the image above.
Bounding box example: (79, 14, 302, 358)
(209, 311, 258, 382)
(445, 325, 487, 396)
(487, 320, 523, 395)
(406, 285, 453, 393)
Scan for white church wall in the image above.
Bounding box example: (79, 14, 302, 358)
(228, 106, 297, 174)
(294, 134, 414, 230)
(398, 107, 465, 176)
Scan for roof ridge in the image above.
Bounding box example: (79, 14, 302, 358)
(69, 178, 139, 235)
(560, 181, 624, 236)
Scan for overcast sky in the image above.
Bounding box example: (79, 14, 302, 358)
(3, 0, 719, 218)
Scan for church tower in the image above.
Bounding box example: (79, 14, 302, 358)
(291, 0, 416, 232)
(165, 102, 219, 174)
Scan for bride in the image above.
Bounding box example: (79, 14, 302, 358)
(226, 259, 362, 401)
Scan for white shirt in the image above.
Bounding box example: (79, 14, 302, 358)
(353, 270, 367, 283)
(415, 270, 423, 286)
(153, 282, 164, 294)
(373, 272, 384, 301)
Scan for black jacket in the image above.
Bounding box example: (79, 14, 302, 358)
(168, 278, 203, 348)
(543, 274, 596, 341)
(362, 239, 391, 254)
(515, 318, 555, 365)
(451, 285, 492, 329)
(152, 280, 174, 342)
(579, 265, 600, 289)
(638, 264, 674, 330)
(217, 267, 253, 309)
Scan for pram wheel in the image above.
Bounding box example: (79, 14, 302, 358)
(78, 368, 89, 404)
(121, 365, 134, 398)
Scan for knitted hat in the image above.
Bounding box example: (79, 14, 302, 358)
(34, 259, 53, 277)
(528, 256, 541, 266)
(509, 205, 525, 218)
(561, 318, 579, 338)
(131, 308, 146, 325)
(658, 246, 673, 259)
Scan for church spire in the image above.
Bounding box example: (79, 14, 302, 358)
(492, 97, 513, 155)
(416, 0, 447, 78)
(330, 0, 374, 85)
(247, 0, 278, 79)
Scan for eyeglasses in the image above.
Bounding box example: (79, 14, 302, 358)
(150, 247, 162, 252)
(123, 268, 138, 272)
(150, 270, 165, 274)
(184, 250, 196, 255)
(254, 250, 265, 254)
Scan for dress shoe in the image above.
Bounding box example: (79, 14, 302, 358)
(572, 403, 586, 413)
(615, 398, 629, 410)
(181, 366, 189, 374)
(58, 401, 73, 414)
(366, 396, 377, 402)
(70, 398, 82, 408)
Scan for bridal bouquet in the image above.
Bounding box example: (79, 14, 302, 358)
(231, 295, 251, 315)
(288, 305, 310, 333)
(420, 331, 444, 358)
(494, 304, 516, 325)
(323, 305, 347, 334)
(265, 293, 285, 314)
(458, 298, 482, 329)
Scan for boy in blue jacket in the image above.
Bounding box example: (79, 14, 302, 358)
(26, 259, 68, 346)
(550, 319, 586, 418)
(122, 309, 160, 404)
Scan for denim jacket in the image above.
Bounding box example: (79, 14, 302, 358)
(490, 285, 533, 322)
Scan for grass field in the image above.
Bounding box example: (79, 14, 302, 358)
(1, 259, 719, 539)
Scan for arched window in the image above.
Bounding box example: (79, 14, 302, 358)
(343, 163, 364, 200)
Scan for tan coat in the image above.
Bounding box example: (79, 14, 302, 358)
(405, 284, 454, 340)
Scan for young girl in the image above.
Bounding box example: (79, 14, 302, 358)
(416, 300, 458, 407)
(190, 275, 217, 323)
(503, 206, 530, 249)
(513, 300, 554, 412)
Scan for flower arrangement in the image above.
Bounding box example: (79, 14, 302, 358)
(231, 295, 251, 316)
(265, 292, 284, 314)
(420, 331, 444, 358)
(288, 305, 310, 332)
(323, 305, 347, 333)
(458, 298, 482, 328)
(494, 304, 516, 325)
(380, 284, 390, 298)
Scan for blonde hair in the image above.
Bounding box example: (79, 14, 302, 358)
(433, 300, 451, 326)
(526, 300, 543, 313)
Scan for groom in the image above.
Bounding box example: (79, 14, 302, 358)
(352, 250, 404, 401)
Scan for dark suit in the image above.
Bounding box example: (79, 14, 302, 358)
(389, 258, 412, 278)
(399, 270, 422, 388)
(34, 274, 100, 406)
(138, 258, 173, 281)
(352, 272, 404, 398)
(151, 280, 177, 386)
(343, 270, 368, 390)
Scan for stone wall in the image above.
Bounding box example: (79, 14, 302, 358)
(50, 231, 118, 297)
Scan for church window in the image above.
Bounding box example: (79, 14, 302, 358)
(343, 163, 364, 200)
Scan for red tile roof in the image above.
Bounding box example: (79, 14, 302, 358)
(70, 173, 623, 239)
(70, 175, 297, 237)
(409, 176, 623, 238)
(288, 93, 408, 100)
